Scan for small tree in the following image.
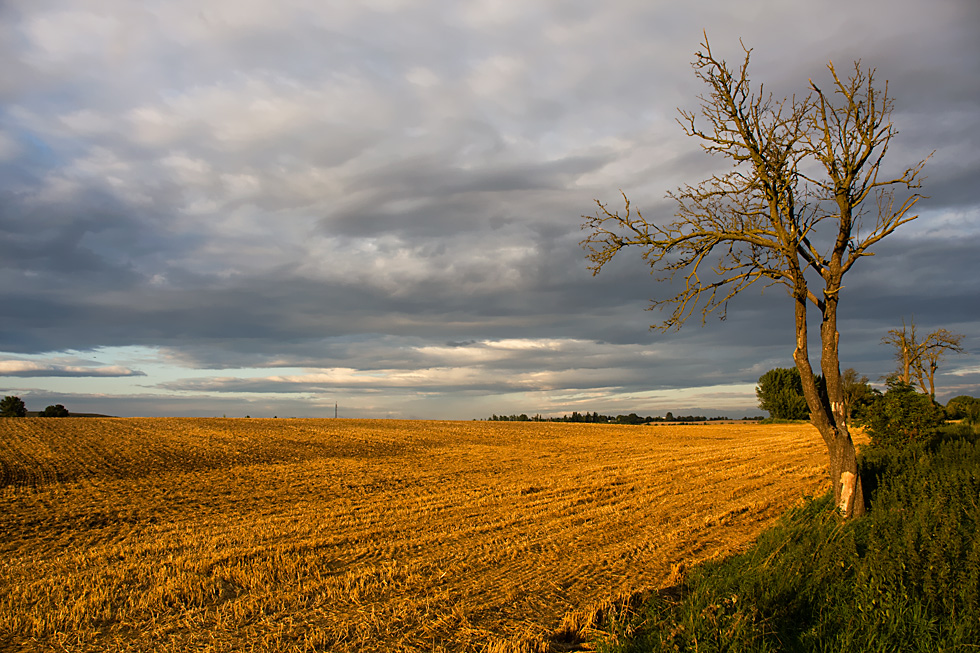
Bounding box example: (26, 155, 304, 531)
(583, 37, 929, 517)
(757, 368, 810, 420)
(1, 395, 27, 417)
(40, 404, 70, 417)
(841, 367, 876, 421)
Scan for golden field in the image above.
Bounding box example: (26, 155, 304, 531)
(0, 418, 833, 652)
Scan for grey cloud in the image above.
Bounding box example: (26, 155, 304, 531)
(0, 0, 976, 417)
(0, 361, 145, 377)
(324, 153, 610, 240)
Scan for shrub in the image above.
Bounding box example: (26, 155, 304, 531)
(39, 404, 70, 417)
(863, 382, 945, 447)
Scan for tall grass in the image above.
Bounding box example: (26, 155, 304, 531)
(597, 426, 980, 652)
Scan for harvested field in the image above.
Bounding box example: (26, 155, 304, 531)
(0, 418, 836, 652)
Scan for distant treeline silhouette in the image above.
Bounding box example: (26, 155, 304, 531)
(486, 411, 752, 424)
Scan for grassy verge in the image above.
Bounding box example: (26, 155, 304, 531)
(594, 425, 980, 652)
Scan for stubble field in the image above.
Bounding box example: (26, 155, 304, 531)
(0, 418, 832, 652)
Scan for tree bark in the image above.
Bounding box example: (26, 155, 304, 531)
(792, 287, 865, 518)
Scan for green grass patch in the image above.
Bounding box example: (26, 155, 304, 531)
(595, 428, 980, 652)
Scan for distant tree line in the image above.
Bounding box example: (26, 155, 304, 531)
(486, 411, 744, 424)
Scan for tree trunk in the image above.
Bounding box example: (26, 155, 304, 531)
(903, 342, 913, 384)
(792, 290, 865, 518)
(827, 434, 862, 515)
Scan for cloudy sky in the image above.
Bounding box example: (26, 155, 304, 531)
(1, 0, 977, 419)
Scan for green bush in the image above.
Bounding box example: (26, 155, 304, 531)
(595, 431, 980, 652)
(39, 404, 70, 417)
(863, 382, 945, 447)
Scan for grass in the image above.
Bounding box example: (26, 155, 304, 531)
(592, 425, 980, 652)
(0, 418, 831, 652)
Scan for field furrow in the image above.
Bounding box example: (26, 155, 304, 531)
(0, 418, 837, 652)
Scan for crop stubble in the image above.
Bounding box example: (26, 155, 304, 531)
(0, 418, 832, 651)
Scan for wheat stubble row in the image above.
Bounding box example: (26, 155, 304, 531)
(0, 418, 830, 651)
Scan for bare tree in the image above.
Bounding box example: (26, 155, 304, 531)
(582, 37, 929, 518)
(882, 318, 919, 385)
(883, 318, 964, 398)
(919, 330, 965, 399)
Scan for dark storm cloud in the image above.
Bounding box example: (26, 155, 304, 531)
(326, 153, 608, 239)
(0, 0, 977, 416)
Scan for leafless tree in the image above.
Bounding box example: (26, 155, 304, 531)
(883, 318, 964, 399)
(882, 317, 920, 386)
(582, 37, 930, 518)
